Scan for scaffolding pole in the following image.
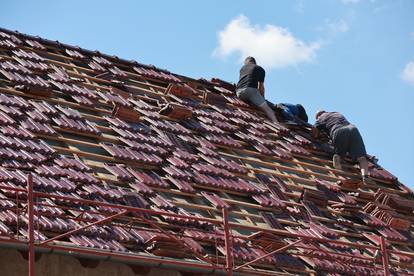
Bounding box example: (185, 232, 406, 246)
(380, 236, 390, 276)
(27, 173, 35, 276)
(234, 239, 303, 271)
(10, 178, 397, 276)
(222, 208, 233, 276)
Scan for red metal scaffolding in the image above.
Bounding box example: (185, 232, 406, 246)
(0, 175, 396, 276)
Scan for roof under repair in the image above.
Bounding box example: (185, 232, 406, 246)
(0, 27, 413, 276)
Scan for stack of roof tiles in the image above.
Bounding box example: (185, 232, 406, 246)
(0, 27, 413, 275)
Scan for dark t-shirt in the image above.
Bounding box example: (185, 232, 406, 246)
(315, 112, 350, 136)
(236, 64, 265, 90)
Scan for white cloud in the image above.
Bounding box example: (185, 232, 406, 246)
(213, 15, 321, 69)
(401, 61, 414, 86)
(410, 32, 414, 40)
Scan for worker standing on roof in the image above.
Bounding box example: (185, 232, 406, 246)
(236, 57, 278, 122)
(312, 110, 369, 180)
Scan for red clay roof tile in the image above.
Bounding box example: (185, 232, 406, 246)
(0, 27, 412, 275)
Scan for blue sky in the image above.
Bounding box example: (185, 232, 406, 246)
(2, 0, 413, 187)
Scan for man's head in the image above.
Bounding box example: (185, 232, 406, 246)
(244, 56, 256, 65)
(315, 110, 326, 120)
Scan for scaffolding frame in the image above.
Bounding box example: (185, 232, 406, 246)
(0, 175, 397, 276)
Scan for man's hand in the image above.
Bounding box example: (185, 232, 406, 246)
(259, 82, 265, 97)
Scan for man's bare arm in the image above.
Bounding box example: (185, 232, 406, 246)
(259, 82, 265, 97)
(312, 127, 320, 138)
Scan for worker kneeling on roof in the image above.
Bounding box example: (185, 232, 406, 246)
(235, 57, 278, 123)
(312, 110, 369, 181)
(274, 103, 309, 124)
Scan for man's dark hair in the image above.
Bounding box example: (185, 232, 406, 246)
(244, 56, 256, 65)
(296, 104, 308, 123)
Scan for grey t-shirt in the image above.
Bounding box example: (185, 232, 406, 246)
(315, 112, 350, 136)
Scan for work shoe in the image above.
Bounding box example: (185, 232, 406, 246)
(333, 154, 342, 170)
